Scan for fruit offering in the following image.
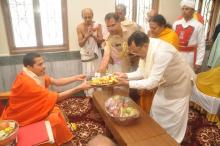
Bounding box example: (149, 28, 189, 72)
(105, 95, 139, 118)
(0, 120, 16, 141)
(90, 74, 118, 86)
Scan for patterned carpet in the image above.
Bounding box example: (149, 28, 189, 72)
(182, 108, 220, 146)
(58, 96, 220, 146)
(58, 96, 106, 146)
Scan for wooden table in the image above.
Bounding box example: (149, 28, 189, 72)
(92, 87, 179, 146)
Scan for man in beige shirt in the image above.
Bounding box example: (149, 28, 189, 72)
(98, 13, 140, 73)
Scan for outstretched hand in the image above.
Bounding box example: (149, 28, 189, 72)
(114, 72, 127, 79)
(79, 80, 91, 90)
(75, 74, 86, 81)
(115, 77, 129, 86)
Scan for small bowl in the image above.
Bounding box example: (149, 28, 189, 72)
(0, 120, 19, 146)
(105, 95, 140, 126)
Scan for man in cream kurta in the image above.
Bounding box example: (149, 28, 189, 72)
(116, 31, 194, 143)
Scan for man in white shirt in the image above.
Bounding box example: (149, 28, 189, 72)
(173, 0, 205, 73)
(115, 31, 194, 143)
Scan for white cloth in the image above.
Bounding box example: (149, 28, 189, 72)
(180, 0, 195, 8)
(81, 36, 102, 76)
(80, 37, 100, 61)
(80, 23, 102, 96)
(191, 84, 220, 114)
(127, 38, 193, 143)
(82, 57, 101, 97)
(173, 18, 205, 67)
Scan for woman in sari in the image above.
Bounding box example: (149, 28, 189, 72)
(149, 14, 179, 49)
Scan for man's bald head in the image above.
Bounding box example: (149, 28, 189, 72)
(81, 8, 94, 25)
(81, 8, 93, 18)
(87, 135, 115, 146)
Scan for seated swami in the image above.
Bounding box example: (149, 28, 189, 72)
(1, 52, 90, 146)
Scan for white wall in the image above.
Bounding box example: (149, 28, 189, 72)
(158, 0, 181, 24)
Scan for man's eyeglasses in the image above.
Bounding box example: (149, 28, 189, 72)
(107, 23, 117, 28)
(128, 46, 142, 55)
(83, 16, 92, 19)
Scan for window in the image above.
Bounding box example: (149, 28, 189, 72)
(195, 0, 220, 40)
(195, 0, 213, 38)
(115, 0, 157, 32)
(1, 0, 68, 54)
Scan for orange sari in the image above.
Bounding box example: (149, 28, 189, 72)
(1, 72, 73, 146)
(158, 27, 179, 49)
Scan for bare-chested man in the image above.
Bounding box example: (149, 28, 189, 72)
(76, 8, 103, 96)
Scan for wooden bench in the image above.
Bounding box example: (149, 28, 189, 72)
(0, 91, 10, 100)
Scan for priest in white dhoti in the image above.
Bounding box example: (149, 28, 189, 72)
(76, 8, 103, 96)
(115, 31, 194, 143)
(173, 0, 205, 73)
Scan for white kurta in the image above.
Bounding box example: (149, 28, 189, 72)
(173, 18, 205, 67)
(127, 38, 194, 143)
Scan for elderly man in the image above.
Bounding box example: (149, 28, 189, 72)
(98, 13, 141, 73)
(173, 0, 205, 73)
(115, 31, 194, 143)
(1, 53, 90, 146)
(76, 8, 103, 96)
(115, 4, 127, 22)
(115, 4, 144, 72)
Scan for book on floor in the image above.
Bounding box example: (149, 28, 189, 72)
(17, 120, 54, 146)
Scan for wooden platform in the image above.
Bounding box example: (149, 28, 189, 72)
(92, 87, 179, 146)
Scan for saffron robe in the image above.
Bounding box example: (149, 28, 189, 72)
(1, 72, 73, 146)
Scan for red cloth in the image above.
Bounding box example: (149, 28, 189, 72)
(175, 24, 197, 64)
(175, 24, 195, 47)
